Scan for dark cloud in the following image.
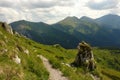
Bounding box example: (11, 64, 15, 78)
(24, 0, 56, 9)
(0, 0, 19, 8)
(0, 0, 75, 9)
(87, 0, 119, 10)
(25, 0, 75, 9)
(0, 1, 12, 7)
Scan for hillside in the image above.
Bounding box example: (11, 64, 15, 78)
(1, 22, 120, 80)
(10, 20, 79, 48)
(0, 22, 49, 80)
(10, 14, 120, 48)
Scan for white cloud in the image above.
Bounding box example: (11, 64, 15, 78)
(0, 0, 120, 24)
(110, 2, 120, 15)
(0, 7, 22, 22)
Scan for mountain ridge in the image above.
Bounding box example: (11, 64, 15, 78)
(10, 14, 120, 48)
(95, 14, 120, 29)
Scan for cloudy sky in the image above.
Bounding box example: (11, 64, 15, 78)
(0, 0, 120, 24)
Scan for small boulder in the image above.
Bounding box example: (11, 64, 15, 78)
(24, 49, 29, 55)
(13, 55, 21, 64)
(16, 45, 24, 52)
(0, 49, 8, 54)
(53, 44, 61, 48)
(0, 22, 13, 34)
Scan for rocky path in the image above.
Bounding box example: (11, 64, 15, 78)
(39, 55, 68, 80)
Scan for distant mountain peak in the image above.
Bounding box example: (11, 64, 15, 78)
(57, 16, 79, 27)
(98, 14, 120, 19)
(20, 20, 26, 22)
(105, 14, 119, 16)
(96, 14, 120, 29)
(80, 16, 93, 21)
(11, 20, 29, 24)
(65, 16, 79, 20)
(80, 16, 91, 19)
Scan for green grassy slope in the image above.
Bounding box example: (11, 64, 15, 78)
(0, 23, 49, 80)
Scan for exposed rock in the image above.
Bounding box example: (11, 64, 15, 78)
(0, 22, 13, 34)
(0, 69, 3, 74)
(0, 49, 8, 54)
(13, 55, 21, 64)
(36, 55, 39, 57)
(16, 45, 24, 52)
(24, 49, 29, 55)
(13, 30, 18, 34)
(53, 44, 61, 48)
(16, 45, 29, 55)
(72, 41, 96, 71)
(61, 63, 71, 67)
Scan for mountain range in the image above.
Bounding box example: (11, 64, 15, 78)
(10, 14, 120, 48)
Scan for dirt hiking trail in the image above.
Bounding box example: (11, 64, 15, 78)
(39, 55, 68, 80)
